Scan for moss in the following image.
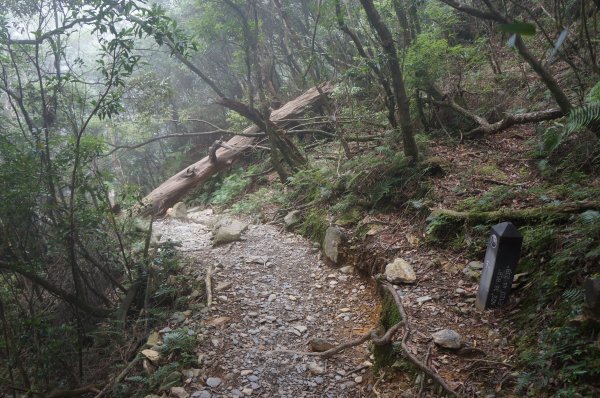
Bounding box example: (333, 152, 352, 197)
(297, 208, 328, 242)
(373, 291, 402, 372)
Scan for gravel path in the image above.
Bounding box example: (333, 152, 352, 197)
(155, 214, 379, 398)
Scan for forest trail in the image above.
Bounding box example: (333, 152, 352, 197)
(154, 212, 379, 398)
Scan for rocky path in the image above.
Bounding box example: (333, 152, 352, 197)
(155, 212, 379, 398)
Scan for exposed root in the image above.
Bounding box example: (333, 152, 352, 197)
(269, 280, 459, 396)
(205, 264, 214, 308)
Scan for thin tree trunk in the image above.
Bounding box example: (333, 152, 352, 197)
(359, 0, 419, 160)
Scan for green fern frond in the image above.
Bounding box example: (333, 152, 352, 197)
(579, 210, 600, 225)
(566, 102, 600, 134)
(561, 288, 583, 304)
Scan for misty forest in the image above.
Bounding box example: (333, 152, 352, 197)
(1, 0, 600, 397)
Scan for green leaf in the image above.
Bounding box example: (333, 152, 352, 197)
(498, 22, 536, 36)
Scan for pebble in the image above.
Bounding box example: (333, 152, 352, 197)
(308, 362, 325, 374)
(432, 329, 463, 349)
(242, 388, 253, 396)
(206, 377, 221, 388)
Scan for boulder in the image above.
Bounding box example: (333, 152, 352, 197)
(323, 226, 343, 264)
(385, 258, 416, 284)
(284, 210, 302, 227)
(212, 218, 248, 246)
(167, 202, 187, 219)
(188, 208, 216, 226)
(432, 329, 462, 349)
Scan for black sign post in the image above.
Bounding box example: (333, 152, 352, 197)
(476, 222, 523, 310)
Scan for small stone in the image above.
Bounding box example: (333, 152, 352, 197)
(216, 281, 233, 292)
(354, 376, 363, 383)
(267, 294, 276, 302)
(309, 338, 335, 352)
(207, 316, 230, 327)
(141, 349, 161, 364)
(146, 331, 160, 347)
(170, 387, 189, 398)
(314, 376, 324, 384)
(294, 325, 308, 334)
(308, 362, 325, 374)
(339, 266, 354, 274)
(242, 388, 253, 396)
(247, 375, 259, 382)
(284, 210, 302, 227)
(385, 258, 416, 284)
(206, 377, 221, 388)
(240, 369, 253, 376)
(432, 329, 462, 349)
(416, 296, 432, 305)
(463, 261, 483, 281)
(171, 312, 186, 323)
(191, 391, 211, 398)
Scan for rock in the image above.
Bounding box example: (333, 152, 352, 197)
(206, 377, 221, 388)
(167, 202, 187, 219)
(207, 316, 230, 327)
(188, 208, 215, 226)
(212, 218, 248, 246)
(584, 278, 600, 316)
(309, 338, 335, 352)
(339, 266, 354, 275)
(191, 391, 211, 398)
(416, 295, 432, 305)
(293, 325, 307, 334)
(170, 387, 189, 398)
(354, 376, 363, 383)
(216, 281, 233, 292)
(141, 349, 161, 364)
(146, 331, 160, 347)
(242, 387, 253, 396)
(171, 312, 186, 323)
(323, 226, 343, 264)
(432, 329, 462, 349)
(308, 362, 325, 375)
(240, 369, 253, 376)
(385, 258, 416, 284)
(284, 210, 302, 227)
(463, 261, 483, 281)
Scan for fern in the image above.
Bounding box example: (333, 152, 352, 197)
(566, 102, 600, 134)
(561, 288, 583, 305)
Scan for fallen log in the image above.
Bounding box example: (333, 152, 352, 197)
(139, 82, 332, 216)
(428, 201, 600, 224)
(426, 201, 600, 239)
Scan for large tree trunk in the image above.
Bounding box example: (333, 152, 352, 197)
(140, 83, 332, 216)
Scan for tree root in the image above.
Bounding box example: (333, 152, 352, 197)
(269, 280, 459, 396)
(205, 264, 214, 309)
